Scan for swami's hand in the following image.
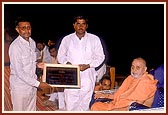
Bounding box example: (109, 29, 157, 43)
(94, 92, 114, 99)
(94, 92, 106, 99)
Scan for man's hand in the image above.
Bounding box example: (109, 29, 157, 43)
(38, 82, 51, 89)
(79, 64, 90, 71)
(37, 62, 44, 69)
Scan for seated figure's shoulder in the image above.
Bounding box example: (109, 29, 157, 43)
(147, 73, 155, 80)
(141, 74, 158, 85)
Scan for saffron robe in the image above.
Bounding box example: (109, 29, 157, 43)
(91, 72, 158, 111)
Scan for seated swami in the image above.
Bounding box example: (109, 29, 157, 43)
(91, 57, 158, 111)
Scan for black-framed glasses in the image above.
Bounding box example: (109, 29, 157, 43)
(17, 26, 32, 31)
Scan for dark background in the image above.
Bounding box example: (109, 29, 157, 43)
(4, 3, 164, 75)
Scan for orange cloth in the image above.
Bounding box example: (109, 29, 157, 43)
(91, 72, 158, 111)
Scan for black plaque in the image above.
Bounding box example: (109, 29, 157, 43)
(42, 63, 80, 88)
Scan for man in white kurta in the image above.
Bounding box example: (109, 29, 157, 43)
(57, 15, 105, 111)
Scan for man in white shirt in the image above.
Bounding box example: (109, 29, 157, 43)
(57, 15, 105, 111)
(8, 16, 50, 111)
(36, 40, 52, 63)
(35, 40, 52, 80)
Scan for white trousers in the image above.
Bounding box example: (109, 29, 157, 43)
(64, 75, 95, 111)
(11, 90, 36, 111)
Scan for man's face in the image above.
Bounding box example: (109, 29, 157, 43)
(131, 59, 147, 78)
(15, 22, 31, 41)
(101, 79, 111, 90)
(73, 19, 88, 35)
(37, 43, 45, 51)
(49, 48, 57, 58)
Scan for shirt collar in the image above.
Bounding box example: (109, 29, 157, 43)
(18, 35, 32, 45)
(74, 31, 88, 37)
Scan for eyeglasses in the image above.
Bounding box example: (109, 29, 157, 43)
(17, 26, 32, 31)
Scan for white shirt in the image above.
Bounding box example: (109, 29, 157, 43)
(57, 32, 105, 67)
(9, 35, 40, 93)
(36, 45, 52, 63)
(42, 46, 52, 63)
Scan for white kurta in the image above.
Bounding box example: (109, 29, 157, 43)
(36, 45, 52, 63)
(57, 32, 105, 111)
(9, 35, 40, 111)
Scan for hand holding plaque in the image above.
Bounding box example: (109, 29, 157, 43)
(79, 64, 90, 71)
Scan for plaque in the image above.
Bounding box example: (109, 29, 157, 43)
(42, 63, 80, 88)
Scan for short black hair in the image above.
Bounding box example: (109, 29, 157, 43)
(48, 45, 57, 52)
(15, 16, 32, 27)
(36, 39, 47, 45)
(99, 75, 111, 84)
(73, 15, 88, 24)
